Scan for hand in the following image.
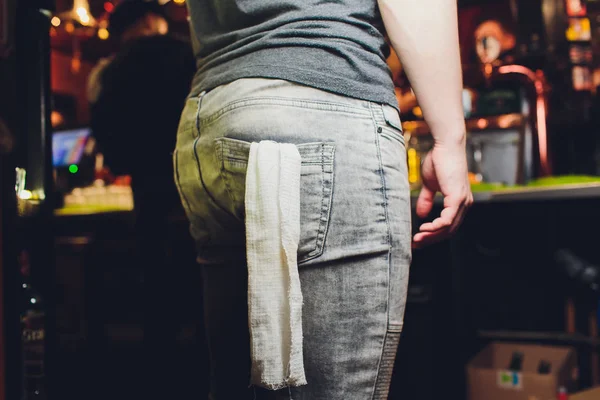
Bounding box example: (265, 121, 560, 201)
(413, 141, 473, 248)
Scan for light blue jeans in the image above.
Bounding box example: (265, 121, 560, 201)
(174, 78, 412, 399)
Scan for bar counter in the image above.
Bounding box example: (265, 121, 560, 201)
(49, 178, 600, 399)
(472, 182, 600, 202)
(53, 179, 600, 218)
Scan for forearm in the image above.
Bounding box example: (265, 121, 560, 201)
(379, 0, 466, 145)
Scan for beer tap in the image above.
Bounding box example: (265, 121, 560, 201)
(495, 64, 552, 177)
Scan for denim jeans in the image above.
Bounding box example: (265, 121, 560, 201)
(174, 78, 412, 399)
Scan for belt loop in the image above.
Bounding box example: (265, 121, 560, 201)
(381, 104, 403, 132)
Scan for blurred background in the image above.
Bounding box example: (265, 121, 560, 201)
(2, 0, 600, 399)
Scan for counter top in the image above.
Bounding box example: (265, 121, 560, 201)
(412, 182, 600, 204)
(54, 181, 600, 217)
(470, 182, 600, 203)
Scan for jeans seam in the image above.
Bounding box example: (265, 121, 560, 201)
(200, 96, 370, 128)
(194, 94, 238, 220)
(193, 92, 204, 139)
(369, 102, 393, 400)
(215, 141, 239, 212)
(299, 144, 336, 263)
(314, 143, 328, 256)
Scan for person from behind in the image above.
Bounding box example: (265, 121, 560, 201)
(175, 0, 473, 398)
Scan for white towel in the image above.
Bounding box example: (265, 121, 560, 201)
(245, 140, 307, 390)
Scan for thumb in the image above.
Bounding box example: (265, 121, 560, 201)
(416, 184, 435, 219)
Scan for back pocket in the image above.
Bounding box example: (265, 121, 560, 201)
(214, 138, 335, 263)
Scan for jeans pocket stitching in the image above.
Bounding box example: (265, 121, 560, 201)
(379, 129, 405, 147)
(215, 140, 240, 212)
(214, 138, 336, 264)
(299, 143, 335, 263)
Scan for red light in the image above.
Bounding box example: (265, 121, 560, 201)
(104, 2, 114, 12)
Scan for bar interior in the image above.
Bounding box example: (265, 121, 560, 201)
(2, 0, 600, 399)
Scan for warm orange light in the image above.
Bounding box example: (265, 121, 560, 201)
(51, 16, 61, 27)
(50, 27, 58, 37)
(484, 63, 493, 78)
(71, 57, 81, 73)
(498, 65, 537, 82)
(98, 28, 109, 40)
(51, 111, 65, 127)
(412, 106, 423, 118)
(173, 0, 186, 4)
(65, 21, 75, 33)
(75, 6, 91, 25)
(497, 115, 513, 129)
(476, 118, 488, 130)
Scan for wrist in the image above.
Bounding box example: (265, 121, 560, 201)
(426, 118, 466, 148)
(432, 131, 466, 149)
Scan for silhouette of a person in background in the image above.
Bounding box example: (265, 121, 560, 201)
(88, 1, 196, 396)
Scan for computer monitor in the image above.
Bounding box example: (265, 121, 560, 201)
(52, 127, 91, 168)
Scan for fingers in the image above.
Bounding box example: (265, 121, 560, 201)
(413, 192, 473, 248)
(418, 202, 459, 232)
(415, 185, 435, 219)
(412, 229, 449, 249)
(449, 192, 473, 233)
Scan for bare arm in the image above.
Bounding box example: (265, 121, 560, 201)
(380, 0, 465, 143)
(379, 0, 473, 246)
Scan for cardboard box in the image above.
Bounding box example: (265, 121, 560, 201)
(467, 342, 577, 400)
(571, 387, 600, 400)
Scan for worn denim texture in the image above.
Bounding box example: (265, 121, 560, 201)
(173, 78, 412, 399)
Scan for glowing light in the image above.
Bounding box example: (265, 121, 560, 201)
(51, 111, 64, 127)
(173, 0, 186, 4)
(69, 164, 79, 174)
(476, 118, 489, 130)
(18, 190, 32, 200)
(484, 63, 493, 78)
(407, 148, 420, 184)
(65, 21, 75, 33)
(76, 7, 91, 25)
(497, 115, 517, 129)
(98, 28, 109, 40)
(57, 0, 97, 29)
(71, 57, 81, 73)
(51, 16, 61, 27)
(30, 298, 37, 304)
(104, 2, 114, 12)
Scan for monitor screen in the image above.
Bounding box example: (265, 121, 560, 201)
(52, 127, 91, 167)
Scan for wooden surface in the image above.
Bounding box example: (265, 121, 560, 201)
(571, 386, 600, 400)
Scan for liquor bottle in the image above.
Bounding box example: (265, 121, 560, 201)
(19, 251, 47, 400)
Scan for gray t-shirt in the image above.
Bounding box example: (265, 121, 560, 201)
(186, 0, 397, 110)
